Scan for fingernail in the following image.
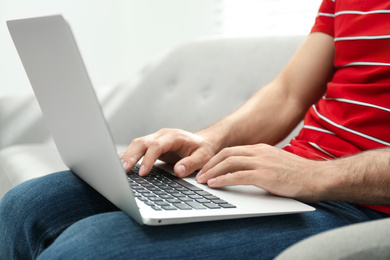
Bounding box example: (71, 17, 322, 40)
(119, 152, 125, 158)
(196, 170, 203, 178)
(139, 165, 146, 176)
(208, 178, 216, 186)
(197, 174, 206, 183)
(122, 160, 128, 170)
(176, 165, 187, 177)
(197, 171, 205, 182)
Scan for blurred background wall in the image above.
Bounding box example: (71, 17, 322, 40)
(0, 0, 321, 97)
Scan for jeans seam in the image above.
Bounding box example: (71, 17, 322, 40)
(34, 218, 83, 259)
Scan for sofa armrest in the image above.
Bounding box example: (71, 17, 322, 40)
(0, 85, 127, 150)
(276, 218, 390, 260)
(0, 143, 68, 198)
(0, 95, 50, 150)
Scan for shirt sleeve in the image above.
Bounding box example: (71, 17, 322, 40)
(310, 0, 335, 37)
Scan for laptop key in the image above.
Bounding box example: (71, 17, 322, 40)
(174, 203, 193, 210)
(149, 196, 163, 201)
(195, 199, 210, 204)
(170, 192, 185, 198)
(174, 178, 203, 191)
(220, 204, 237, 209)
(203, 195, 220, 200)
(189, 194, 203, 200)
(211, 199, 229, 204)
(181, 190, 196, 195)
(186, 201, 207, 209)
(161, 206, 177, 210)
(167, 199, 182, 204)
(153, 190, 168, 196)
(195, 191, 213, 196)
(179, 197, 193, 202)
(155, 201, 171, 207)
(203, 203, 221, 209)
(160, 195, 174, 200)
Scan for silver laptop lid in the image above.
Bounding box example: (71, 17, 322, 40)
(7, 15, 143, 225)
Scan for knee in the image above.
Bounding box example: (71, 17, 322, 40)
(0, 177, 43, 231)
(1, 171, 70, 219)
(38, 212, 135, 259)
(0, 171, 74, 259)
(0, 177, 45, 259)
(0, 184, 23, 237)
(0, 171, 79, 226)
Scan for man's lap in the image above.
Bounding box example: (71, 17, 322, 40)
(0, 171, 387, 260)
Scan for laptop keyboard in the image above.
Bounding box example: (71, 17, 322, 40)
(127, 165, 236, 211)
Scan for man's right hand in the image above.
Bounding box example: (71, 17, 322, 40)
(119, 128, 218, 178)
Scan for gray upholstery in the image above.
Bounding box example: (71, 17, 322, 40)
(276, 218, 390, 260)
(0, 94, 50, 148)
(105, 36, 305, 144)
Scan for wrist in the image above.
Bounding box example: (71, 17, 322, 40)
(303, 159, 343, 203)
(315, 160, 343, 202)
(315, 156, 366, 203)
(195, 122, 234, 153)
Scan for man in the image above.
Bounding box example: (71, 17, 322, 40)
(1, 0, 389, 259)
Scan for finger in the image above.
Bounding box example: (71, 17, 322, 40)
(207, 170, 255, 188)
(197, 156, 255, 184)
(201, 146, 254, 173)
(139, 134, 176, 176)
(120, 136, 154, 172)
(174, 148, 212, 178)
(121, 130, 175, 174)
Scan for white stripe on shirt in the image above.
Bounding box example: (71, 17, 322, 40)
(339, 62, 390, 67)
(318, 12, 335, 18)
(318, 9, 390, 18)
(335, 35, 390, 42)
(308, 142, 338, 159)
(323, 97, 390, 113)
(284, 143, 329, 160)
(335, 10, 390, 16)
(303, 125, 336, 135)
(311, 105, 390, 146)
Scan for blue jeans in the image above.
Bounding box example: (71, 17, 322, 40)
(0, 171, 388, 260)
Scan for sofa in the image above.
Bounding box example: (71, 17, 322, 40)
(1, 35, 389, 259)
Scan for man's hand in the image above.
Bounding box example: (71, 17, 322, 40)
(196, 144, 324, 203)
(119, 128, 218, 178)
(196, 144, 390, 205)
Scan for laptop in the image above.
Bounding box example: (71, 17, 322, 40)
(7, 15, 314, 225)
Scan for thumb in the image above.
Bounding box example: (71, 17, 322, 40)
(174, 149, 210, 178)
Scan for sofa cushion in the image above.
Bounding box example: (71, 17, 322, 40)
(276, 218, 390, 260)
(105, 35, 305, 144)
(0, 143, 67, 198)
(0, 95, 50, 150)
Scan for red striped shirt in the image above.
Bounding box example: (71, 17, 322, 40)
(283, 0, 390, 214)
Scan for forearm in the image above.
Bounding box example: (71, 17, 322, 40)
(197, 33, 334, 152)
(196, 81, 306, 150)
(317, 147, 390, 205)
